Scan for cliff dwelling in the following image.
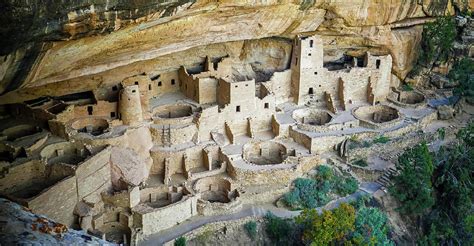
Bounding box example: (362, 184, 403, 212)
(0, 1, 473, 245)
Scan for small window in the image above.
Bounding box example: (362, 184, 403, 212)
(134, 81, 139, 85)
(110, 112, 116, 118)
(236, 106, 241, 112)
(310, 40, 313, 47)
(264, 103, 269, 109)
(318, 85, 321, 87)
(158, 81, 162, 86)
(112, 86, 118, 91)
(148, 84, 151, 90)
(171, 79, 175, 85)
(132, 90, 136, 93)
(245, 84, 248, 87)
(295, 57, 298, 66)
(308, 88, 314, 95)
(314, 72, 318, 75)
(87, 106, 93, 115)
(235, 85, 238, 88)
(308, 53, 311, 56)
(376, 59, 381, 69)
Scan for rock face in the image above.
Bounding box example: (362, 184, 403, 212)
(0, 198, 112, 245)
(110, 147, 149, 190)
(0, 0, 472, 102)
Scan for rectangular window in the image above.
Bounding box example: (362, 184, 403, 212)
(264, 103, 269, 109)
(376, 59, 381, 69)
(87, 106, 93, 115)
(308, 88, 314, 95)
(310, 40, 313, 47)
(171, 79, 176, 85)
(148, 84, 151, 90)
(236, 106, 241, 112)
(158, 81, 162, 86)
(110, 112, 116, 118)
(295, 57, 298, 66)
(134, 81, 139, 85)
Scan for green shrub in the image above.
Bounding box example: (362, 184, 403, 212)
(315, 165, 333, 181)
(402, 83, 414, 91)
(352, 207, 394, 245)
(437, 127, 446, 140)
(449, 58, 474, 100)
(417, 16, 456, 67)
(244, 221, 257, 239)
(353, 159, 368, 167)
(334, 176, 359, 197)
(196, 230, 212, 244)
(174, 236, 186, 246)
(373, 136, 390, 144)
(265, 212, 292, 244)
(283, 178, 331, 209)
(389, 142, 434, 215)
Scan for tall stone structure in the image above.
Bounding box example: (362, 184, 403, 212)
(119, 85, 143, 125)
(290, 35, 324, 105)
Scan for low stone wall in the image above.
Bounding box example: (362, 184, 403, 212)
(227, 155, 320, 186)
(132, 194, 199, 237)
(196, 198, 242, 216)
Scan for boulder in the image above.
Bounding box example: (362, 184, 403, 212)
(438, 105, 455, 120)
(110, 147, 149, 190)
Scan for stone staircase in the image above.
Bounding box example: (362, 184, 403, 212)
(375, 167, 398, 187)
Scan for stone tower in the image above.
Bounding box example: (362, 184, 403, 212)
(290, 35, 324, 105)
(119, 85, 143, 125)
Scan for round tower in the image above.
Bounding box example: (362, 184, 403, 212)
(118, 85, 143, 125)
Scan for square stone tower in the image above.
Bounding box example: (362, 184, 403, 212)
(290, 35, 324, 105)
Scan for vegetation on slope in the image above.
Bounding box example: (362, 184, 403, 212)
(265, 197, 394, 246)
(390, 123, 474, 245)
(283, 165, 359, 210)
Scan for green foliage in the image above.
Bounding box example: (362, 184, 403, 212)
(196, 230, 212, 244)
(373, 136, 390, 144)
(353, 159, 368, 167)
(421, 123, 474, 245)
(389, 142, 435, 215)
(264, 212, 293, 245)
(284, 165, 359, 209)
(175, 236, 186, 246)
(283, 178, 331, 209)
(244, 221, 257, 239)
(417, 16, 456, 68)
(333, 176, 359, 197)
(297, 203, 356, 246)
(402, 83, 414, 91)
(437, 127, 446, 140)
(352, 206, 394, 246)
(449, 58, 474, 100)
(315, 165, 333, 181)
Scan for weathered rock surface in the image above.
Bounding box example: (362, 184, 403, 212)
(438, 105, 455, 120)
(0, 198, 112, 245)
(110, 146, 149, 190)
(0, 0, 472, 102)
